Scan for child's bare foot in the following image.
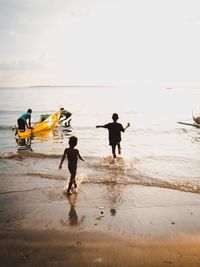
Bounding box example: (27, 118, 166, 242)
(67, 190, 72, 195)
(111, 158, 117, 164)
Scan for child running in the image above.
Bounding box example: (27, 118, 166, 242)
(96, 113, 130, 158)
(59, 136, 84, 195)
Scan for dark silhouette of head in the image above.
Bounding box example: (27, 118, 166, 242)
(27, 109, 32, 114)
(112, 113, 119, 122)
(69, 136, 78, 148)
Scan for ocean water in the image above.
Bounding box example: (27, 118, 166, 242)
(0, 86, 200, 195)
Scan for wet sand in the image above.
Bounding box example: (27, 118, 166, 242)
(1, 181, 200, 266)
(1, 230, 200, 267)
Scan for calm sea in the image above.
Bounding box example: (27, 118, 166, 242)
(0, 86, 200, 194)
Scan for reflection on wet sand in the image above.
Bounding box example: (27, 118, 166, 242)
(60, 193, 85, 227)
(67, 194, 78, 226)
(106, 184, 124, 217)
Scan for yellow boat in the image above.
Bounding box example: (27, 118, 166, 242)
(17, 111, 61, 138)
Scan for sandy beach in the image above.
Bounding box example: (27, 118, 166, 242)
(1, 180, 200, 267)
(1, 230, 200, 267)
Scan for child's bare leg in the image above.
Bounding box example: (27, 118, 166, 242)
(111, 145, 117, 158)
(67, 167, 77, 193)
(72, 170, 77, 187)
(67, 176, 75, 194)
(118, 143, 121, 154)
(67, 181, 73, 194)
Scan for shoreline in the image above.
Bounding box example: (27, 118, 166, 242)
(1, 182, 200, 236)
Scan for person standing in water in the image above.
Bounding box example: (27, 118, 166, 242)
(17, 109, 33, 131)
(96, 113, 130, 158)
(60, 107, 72, 127)
(59, 136, 84, 195)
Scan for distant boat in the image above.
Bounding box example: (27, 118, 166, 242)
(177, 121, 200, 128)
(192, 112, 200, 125)
(17, 111, 61, 138)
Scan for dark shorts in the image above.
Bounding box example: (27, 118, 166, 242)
(63, 112, 72, 120)
(109, 140, 120, 146)
(17, 118, 26, 131)
(66, 112, 72, 118)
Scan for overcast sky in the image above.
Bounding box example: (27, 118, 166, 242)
(0, 0, 200, 87)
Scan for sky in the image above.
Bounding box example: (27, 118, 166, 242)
(0, 0, 200, 87)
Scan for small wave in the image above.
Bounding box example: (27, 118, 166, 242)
(25, 170, 200, 194)
(0, 187, 47, 195)
(1, 154, 200, 194)
(0, 151, 61, 159)
(98, 156, 133, 171)
(0, 152, 19, 159)
(26, 172, 66, 180)
(82, 175, 200, 194)
(133, 177, 200, 194)
(0, 125, 14, 130)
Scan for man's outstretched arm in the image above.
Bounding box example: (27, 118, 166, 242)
(96, 125, 104, 128)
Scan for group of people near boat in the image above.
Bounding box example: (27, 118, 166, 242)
(17, 107, 72, 132)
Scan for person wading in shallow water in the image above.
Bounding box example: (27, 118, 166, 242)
(96, 113, 130, 158)
(17, 109, 34, 131)
(59, 136, 84, 195)
(60, 107, 72, 127)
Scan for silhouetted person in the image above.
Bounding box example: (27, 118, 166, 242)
(60, 107, 72, 127)
(17, 109, 33, 131)
(59, 136, 84, 195)
(96, 113, 130, 158)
